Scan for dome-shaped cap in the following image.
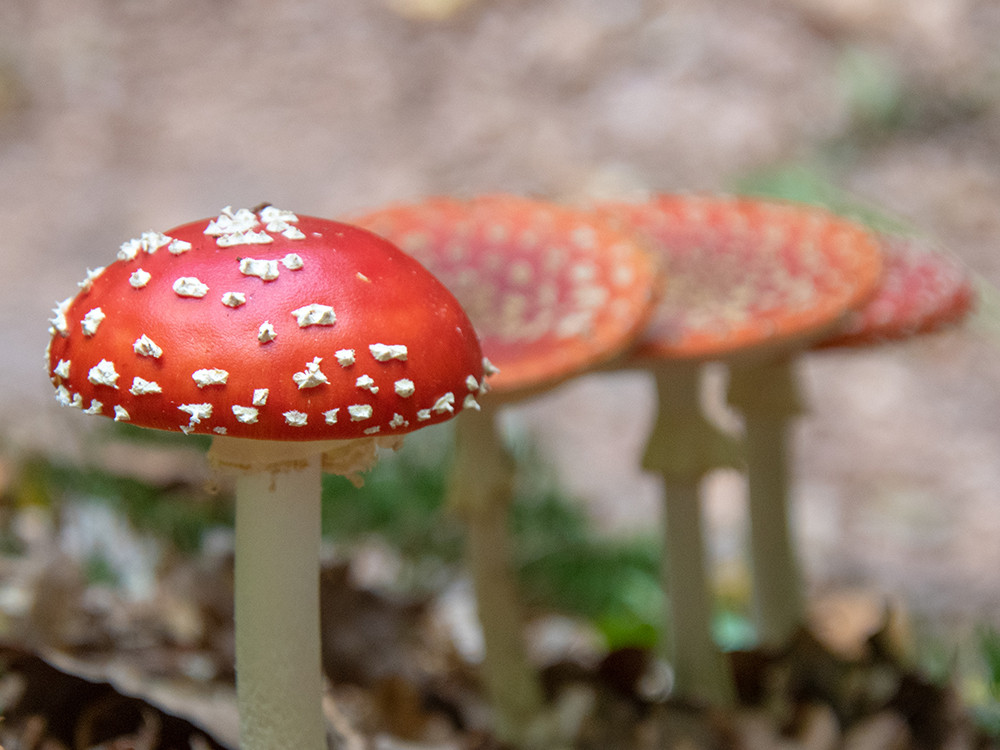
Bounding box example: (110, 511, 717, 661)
(352, 195, 661, 397)
(595, 194, 884, 363)
(47, 205, 486, 441)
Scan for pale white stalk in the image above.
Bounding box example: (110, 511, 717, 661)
(643, 364, 739, 704)
(728, 356, 806, 648)
(234, 457, 326, 750)
(448, 405, 546, 746)
(209, 436, 384, 750)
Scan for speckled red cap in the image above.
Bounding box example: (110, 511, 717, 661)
(46, 205, 486, 441)
(594, 194, 884, 363)
(351, 194, 661, 397)
(818, 234, 974, 348)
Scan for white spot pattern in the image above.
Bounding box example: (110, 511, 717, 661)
(348, 404, 373, 421)
(293, 357, 328, 389)
(232, 405, 259, 424)
(49, 298, 73, 337)
(78, 267, 106, 292)
(173, 277, 209, 298)
(81, 308, 105, 337)
(192, 368, 229, 387)
(258, 322, 277, 343)
(222, 292, 246, 308)
(129, 269, 152, 288)
(179, 403, 212, 425)
(283, 410, 308, 426)
(260, 206, 299, 226)
(88, 359, 119, 388)
(431, 392, 455, 414)
(133, 334, 163, 358)
(281, 253, 304, 270)
(218, 230, 273, 247)
(355, 374, 378, 393)
(205, 207, 258, 237)
(369, 343, 408, 362)
(239, 257, 280, 281)
(291, 304, 336, 327)
(130, 377, 162, 395)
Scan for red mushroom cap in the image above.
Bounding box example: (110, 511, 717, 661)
(47, 205, 485, 441)
(594, 194, 884, 363)
(351, 195, 662, 397)
(817, 234, 974, 348)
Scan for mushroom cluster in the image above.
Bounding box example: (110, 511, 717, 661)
(595, 193, 884, 703)
(43, 195, 975, 747)
(46, 204, 487, 750)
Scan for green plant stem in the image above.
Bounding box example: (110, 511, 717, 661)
(234, 458, 326, 750)
(728, 356, 806, 648)
(448, 404, 546, 746)
(643, 364, 739, 704)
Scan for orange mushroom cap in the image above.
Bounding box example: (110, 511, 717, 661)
(594, 194, 884, 364)
(817, 234, 974, 348)
(47, 206, 485, 441)
(351, 194, 662, 397)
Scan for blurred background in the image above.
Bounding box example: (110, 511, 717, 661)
(2, 0, 1000, 698)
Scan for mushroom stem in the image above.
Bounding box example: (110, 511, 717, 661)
(660, 477, 733, 702)
(233, 457, 326, 750)
(643, 365, 739, 704)
(448, 405, 546, 745)
(727, 356, 806, 648)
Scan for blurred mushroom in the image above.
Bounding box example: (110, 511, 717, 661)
(353, 194, 660, 745)
(728, 232, 974, 647)
(817, 234, 973, 349)
(594, 194, 883, 703)
(46, 205, 486, 750)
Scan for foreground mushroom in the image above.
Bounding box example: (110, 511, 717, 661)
(46, 205, 486, 750)
(353, 194, 660, 745)
(728, 232, 974, 647)
(595, 194, 883, 703)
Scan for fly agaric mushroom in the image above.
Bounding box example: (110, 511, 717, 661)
(728, 231, 974, 648)
(352, 194, 660, 744)
(818, 234, 973, 348)
(46, 205, 486, 750)
(594, 193, 883, 703)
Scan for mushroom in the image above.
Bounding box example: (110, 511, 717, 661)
(817, 234, 974, 348)
(46, 205, 486, 750)
(727, 231, 974, 647)
(352, 194, 660, 744)
(594, 193, 883, 703)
